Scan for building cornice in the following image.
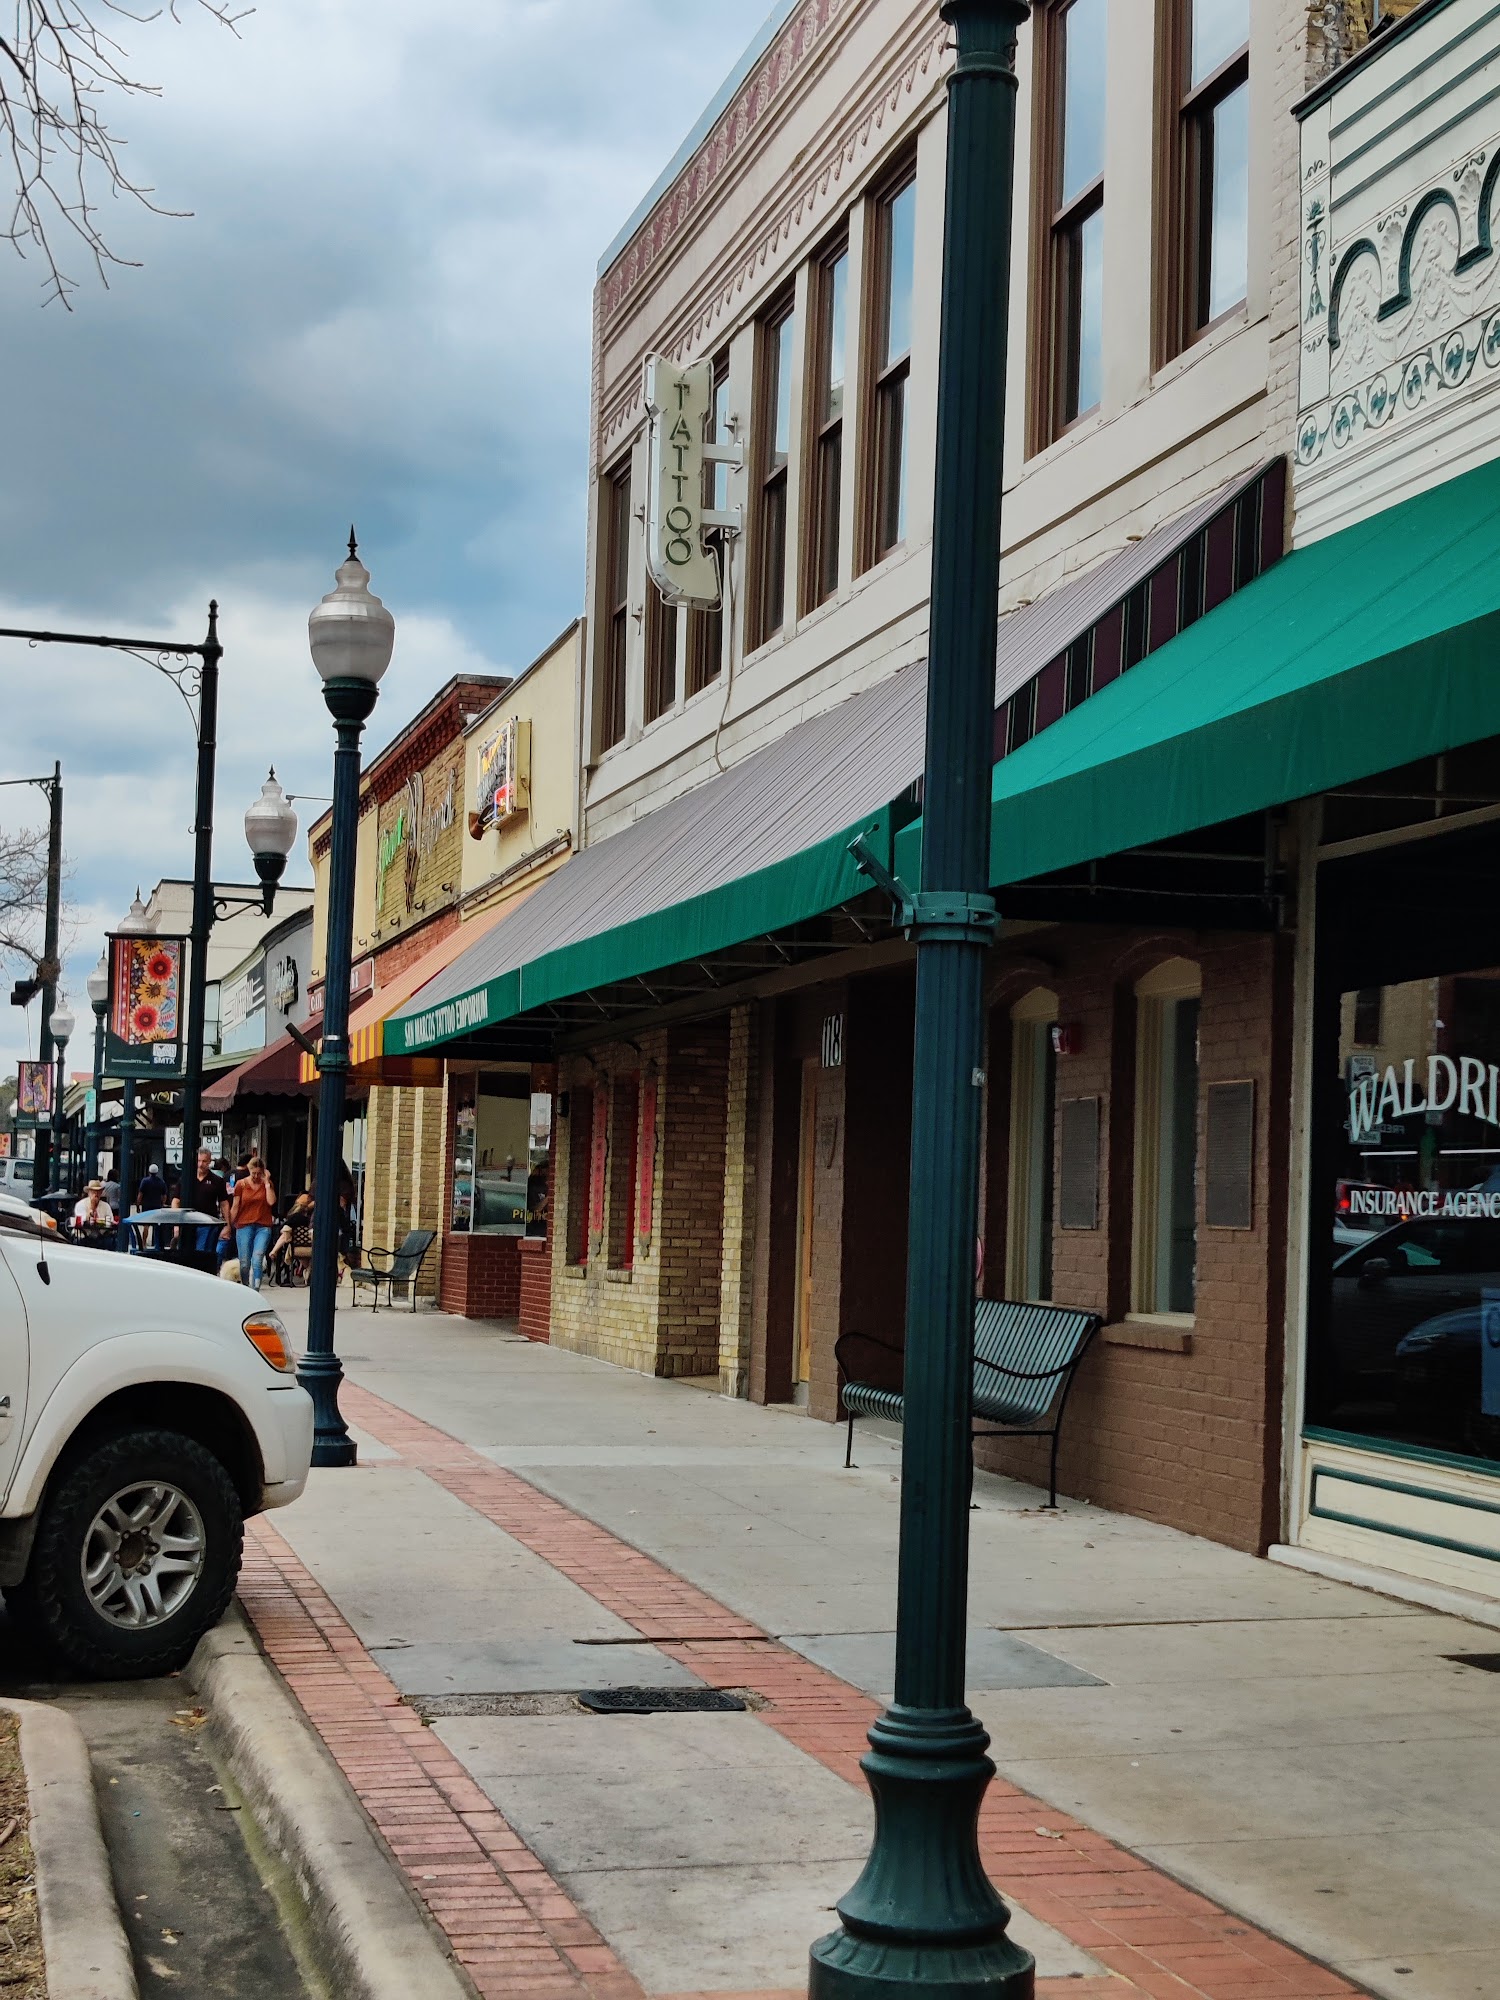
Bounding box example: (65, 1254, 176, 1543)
(596, 9, 950, 461)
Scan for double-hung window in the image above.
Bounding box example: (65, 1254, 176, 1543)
(687, 358, 730, 694)
(600, 462, 631, 752)
(807, 241, 849, 608)
(754, 302, 796, 647)
(1040, 0, 1106, 437)
(1169, 0, 1249, 346)
(643, 580, 676, 726)
(869, 176, 915, 562)
(1132, 959, 1202, 1317)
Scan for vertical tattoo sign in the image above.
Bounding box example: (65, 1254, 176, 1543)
(644, 354, 720, 609)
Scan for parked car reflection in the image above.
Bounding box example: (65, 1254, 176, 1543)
(1330, 1215, 1500, 1375)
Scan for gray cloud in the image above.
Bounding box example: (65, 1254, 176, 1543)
(0, 0, 771, 1075)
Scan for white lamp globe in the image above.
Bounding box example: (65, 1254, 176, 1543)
(85, 955, 109, 1010)
(245, 770, 298, 860)
(117, 892, 150, 936)
(49, 1001, 75, 1047)
(308, 533, 396, 687)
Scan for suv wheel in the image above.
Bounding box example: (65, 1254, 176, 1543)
(13, 1429, 243, 1679)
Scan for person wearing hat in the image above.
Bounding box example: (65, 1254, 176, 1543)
(72, 1179, 115, 1237)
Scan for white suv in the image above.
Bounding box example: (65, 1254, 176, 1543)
(0, 1196, 313, 1676)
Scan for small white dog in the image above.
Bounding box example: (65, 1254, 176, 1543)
(220, 1257, 242, 1284)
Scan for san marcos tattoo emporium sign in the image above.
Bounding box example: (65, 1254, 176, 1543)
(106, 933, 186, 1079)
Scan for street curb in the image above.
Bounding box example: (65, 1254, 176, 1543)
(0, 1697, 138, 2000)
(186, 1606, 473, 2000)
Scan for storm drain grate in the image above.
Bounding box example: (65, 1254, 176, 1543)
(578, 1687, 747, 1716)
(1445, 1652, 1500, 1673)
(403, 1688, 757, 1721)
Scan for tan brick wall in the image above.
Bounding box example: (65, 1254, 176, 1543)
(717, 1005, 758, 1397)
(362, 1077, 444, 1298)
(549, 1020, 731, 1379)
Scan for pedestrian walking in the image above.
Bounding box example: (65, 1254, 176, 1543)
(230, 1156, 277, 1290)
(136, 1162, 167, 1212)
(187, 1147, 230, 1257)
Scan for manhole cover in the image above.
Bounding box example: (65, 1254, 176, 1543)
(578, 1687, 747, 1716)
(1445, 1652, 1500, 1672)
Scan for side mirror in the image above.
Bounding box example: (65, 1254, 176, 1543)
(1358, 1256, 1392, 1289)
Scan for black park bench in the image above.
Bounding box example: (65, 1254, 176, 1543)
(835, 1298, 1102, 1508)
(348, 1228, 437, 1312)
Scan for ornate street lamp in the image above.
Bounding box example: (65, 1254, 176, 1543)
(85, 954, 108, 1181)
(810, 3, 1035, 1995)
(302, 533, 395, 1468)
(243, 772, 298, 915)
(47, 1000, 75, 1201)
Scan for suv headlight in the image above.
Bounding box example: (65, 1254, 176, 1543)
(242, 1309, 294, 1374)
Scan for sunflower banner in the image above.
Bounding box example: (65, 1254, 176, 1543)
(106, 933, 187, 1079)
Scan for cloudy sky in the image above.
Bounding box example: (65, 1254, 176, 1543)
(0, 0, 771, 1078)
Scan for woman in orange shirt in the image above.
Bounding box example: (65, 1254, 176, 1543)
(230, 1157, 278, 1290)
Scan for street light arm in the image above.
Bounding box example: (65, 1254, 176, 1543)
(0, 624, 212, 658)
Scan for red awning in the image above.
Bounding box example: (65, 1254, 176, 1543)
(203, 1017, 322, 1114)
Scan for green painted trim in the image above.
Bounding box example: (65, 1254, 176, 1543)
(1336, 76, 1500, 215)
(1309, 1469, 1500, 1566)
(1295, 0, 1465, 120)
(1302, 1425, 1500, 1483)
(1311, 1462, 1500, 1521)
(1329, 1, 1500, 140)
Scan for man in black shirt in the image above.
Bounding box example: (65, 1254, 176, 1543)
(188, 1147, 229, 1256)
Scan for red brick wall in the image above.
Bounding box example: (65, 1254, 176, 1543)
(374, 907, 459, 987)
(439, 1231, 521, 1318)
(977, 925, 1291, 1553)
(518, 1236, 551, 1341)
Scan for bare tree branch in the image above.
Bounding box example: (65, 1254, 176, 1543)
(0, 818, 57, 971)
(0, 0, 251, 308)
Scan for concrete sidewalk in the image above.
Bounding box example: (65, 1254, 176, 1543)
(249, 1291, 1500, 2000)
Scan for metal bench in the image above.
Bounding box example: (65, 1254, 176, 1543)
(836, 1298, 1101, 1508)
(348, 1228, 436, 1312)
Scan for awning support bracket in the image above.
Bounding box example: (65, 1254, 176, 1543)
(849, 832, 998, 948)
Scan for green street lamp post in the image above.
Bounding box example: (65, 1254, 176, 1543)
(810, 3, 1033, 1995)
(301, 534, 395, 1470)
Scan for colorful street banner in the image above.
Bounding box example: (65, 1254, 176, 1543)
(106, 933, 186, 1080)
(15, 1060, 52, 1126)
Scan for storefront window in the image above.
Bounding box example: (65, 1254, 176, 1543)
(449, 1073, 531, 1235)
(1309, 966, 1500, 1464)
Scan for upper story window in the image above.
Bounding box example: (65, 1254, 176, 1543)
(1167, 0, 1249, 347)
(687, 357, 730, 695)
(753, 300, 796, 648)
(806, 239, 849, 610)
(600, 460, 631, 753)
(868, 175, 916, 563)
(1037, 0, 1106, 442)
(643, 578, 676, 726)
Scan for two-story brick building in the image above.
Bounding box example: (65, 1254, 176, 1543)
(384, 0, 1500, 1618)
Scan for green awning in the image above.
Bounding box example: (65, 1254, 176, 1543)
(900, 453, 1500, 889)
(393, 454, 1500, 1055)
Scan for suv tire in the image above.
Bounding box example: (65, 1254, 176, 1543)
(13, 1429, 243, 1679)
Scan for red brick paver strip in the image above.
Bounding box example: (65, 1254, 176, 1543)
(237, 1381, 1367, 2000)
(241, 1520, 646, 2000)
